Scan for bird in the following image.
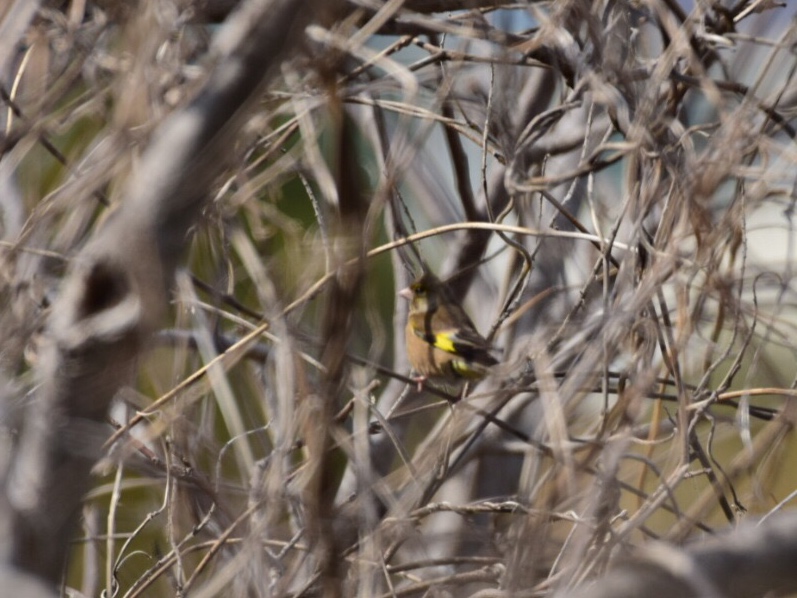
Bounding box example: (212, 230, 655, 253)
(399, 273, 498, 389)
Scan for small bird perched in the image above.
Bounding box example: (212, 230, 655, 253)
(399, 273, 498, 388)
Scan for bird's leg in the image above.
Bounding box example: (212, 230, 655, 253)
(411, 375, 427, 392)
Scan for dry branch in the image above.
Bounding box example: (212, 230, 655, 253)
(1, 0, 320, 588)
(558, 513, 797, 598)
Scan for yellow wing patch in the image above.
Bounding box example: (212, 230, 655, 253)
(431, 331, 457, 354)
(450, 360, 484, 379)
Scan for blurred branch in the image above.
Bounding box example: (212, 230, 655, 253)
(558, 513, 797, 598)
(1, 0, 320, 587)
(0, 0, 41, 77)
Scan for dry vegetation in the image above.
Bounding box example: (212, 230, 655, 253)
(3, 0, 797, 596)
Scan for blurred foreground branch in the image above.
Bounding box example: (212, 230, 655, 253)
(560, 513, 797, 598)
(1, 0, 318, 589)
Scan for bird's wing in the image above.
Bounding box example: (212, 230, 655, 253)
(414, 325, 498, 365)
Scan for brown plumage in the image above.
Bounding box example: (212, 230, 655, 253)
(399, 273, 497, 385)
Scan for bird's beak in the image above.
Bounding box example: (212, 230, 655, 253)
(398, 287, 413, 301)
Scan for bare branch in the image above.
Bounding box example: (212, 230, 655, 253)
(558, 514, 797, 598)
(2, 0, 321, 586)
